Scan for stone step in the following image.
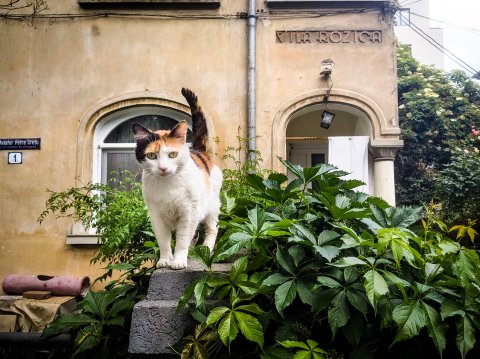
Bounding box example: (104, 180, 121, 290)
(146, 261, 232, 300)
(129, 260, 232, 355)
(129, 299, 189, 355)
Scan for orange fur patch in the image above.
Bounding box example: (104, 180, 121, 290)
(190, 150, 214, 187)
(145, 132, 183, 153)
(144, 130, 213, 188)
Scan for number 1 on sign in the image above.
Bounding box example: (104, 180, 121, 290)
(8, 152, 22, 164)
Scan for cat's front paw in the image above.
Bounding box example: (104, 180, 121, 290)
(156, 258, 172, 268)
(170, 258, 188, 270)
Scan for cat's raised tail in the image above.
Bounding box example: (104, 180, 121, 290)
(181, 88, 210, 154)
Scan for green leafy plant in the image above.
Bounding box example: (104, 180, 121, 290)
(279, 339, 332, 359)
(205, 298, 264, 348)
(38, 172, 156, 358)
(38, 171, 152, 266)
(180, 324, 220, 359)
(220, 126, 270, 198)
(179, 160, 480, 358)
(435, 151, 480, 231)
(42, 285, 136, 358)
(395, 43, 480, 232)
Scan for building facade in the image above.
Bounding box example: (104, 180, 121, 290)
(0, 0, 402, 286)
(394, 0, 444, 69)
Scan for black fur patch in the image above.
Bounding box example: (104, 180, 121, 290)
(182, 88, 208, 153)
(132, 123, 159, 162)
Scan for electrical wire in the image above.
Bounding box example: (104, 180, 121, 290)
(411, 12, 480, 36)
(0, 12, 243, 20)
(0, 7, 379, 21)
(410, 20, 478, 75)
(403, 15, 479, 76)
(399, 0, 423, 7)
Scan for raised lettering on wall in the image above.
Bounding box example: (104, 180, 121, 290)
(276, 30, 383, 44)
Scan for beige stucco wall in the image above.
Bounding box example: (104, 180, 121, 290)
(0, 1, 400, 289)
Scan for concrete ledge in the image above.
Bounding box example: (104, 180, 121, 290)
(146, 261, 232, 300)
(65, 235, 99, 245)
(0, 333, 72, 348)
(129, 260, 232, 354)
(77, 0, 221, 10)
(266, 0, 389, 9)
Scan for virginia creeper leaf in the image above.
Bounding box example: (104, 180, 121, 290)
(391, 302, 426, 344)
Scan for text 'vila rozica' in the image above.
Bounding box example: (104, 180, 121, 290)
(276, 30, 382, 44)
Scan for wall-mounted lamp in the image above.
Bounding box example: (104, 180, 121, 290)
(320, 59, 335, 77)
(319, 59, 335, 128)
(320, 110, 335, 129)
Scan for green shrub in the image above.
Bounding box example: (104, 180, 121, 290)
(179, 160, 480, 358)
(435, 151, 480, 234)
(220, 127, 269, 198)
(395, 43, 480, 230)
(38, 172, 156, 358)
(38, 171, 154, 268)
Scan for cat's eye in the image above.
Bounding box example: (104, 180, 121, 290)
(146, 152, 157, 160)
(168, 151, 178, 158)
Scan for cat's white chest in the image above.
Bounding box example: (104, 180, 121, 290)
(142, 166, 205, 222)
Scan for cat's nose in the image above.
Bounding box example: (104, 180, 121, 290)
(159, 166, 168, 173)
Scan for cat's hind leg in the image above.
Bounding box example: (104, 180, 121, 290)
(202, 212, 219, 252)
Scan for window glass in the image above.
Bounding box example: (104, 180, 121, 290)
(93, 104, 191, 186)
(311, 153, 326, 166)
(100, 114, 191, 186)
(104, 115, 191, 143)
(104, 151, 141, 185)
(394, 9, 410, 26)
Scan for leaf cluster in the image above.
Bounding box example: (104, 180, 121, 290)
(180, 159, 480, 358)
(42, 284, 138, 358)
(38, 171, 157, 357)
(395, 43, 480, 231)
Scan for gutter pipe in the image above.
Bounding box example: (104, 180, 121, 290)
(247, 0, 257, 166)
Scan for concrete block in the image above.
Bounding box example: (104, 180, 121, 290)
(129, 260, 232, 354)
(129, 299, 190, 354)
(146, 261, 232, 300)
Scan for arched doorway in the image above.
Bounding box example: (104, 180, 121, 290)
(286, 102, 373, 193)
(272, 89, 403, 205)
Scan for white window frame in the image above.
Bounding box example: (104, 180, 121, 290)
(394, 8, 410, 26)
(92, 105, 190, 184)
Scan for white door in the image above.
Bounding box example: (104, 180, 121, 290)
(287, 143, 328, 183)
(288, 143, 328, 168)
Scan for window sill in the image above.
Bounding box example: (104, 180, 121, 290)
(66, 235, 99, 245)
(77, 0, 221, 10)
(266, 0, 388, 9)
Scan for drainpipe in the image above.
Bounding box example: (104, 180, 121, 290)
(247, 0, 257, 166)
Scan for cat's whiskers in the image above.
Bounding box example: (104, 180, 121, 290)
(142, 170, 157, 190)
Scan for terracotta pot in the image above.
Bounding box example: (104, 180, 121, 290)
(2, 274, 90, 297)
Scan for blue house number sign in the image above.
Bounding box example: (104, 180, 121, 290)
(1, 138, 41, 165)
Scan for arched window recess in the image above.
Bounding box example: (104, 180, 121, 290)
(92, 105, 191, 185)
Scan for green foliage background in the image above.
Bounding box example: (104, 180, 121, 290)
(395, 44, 480, 229)
(179, 160, 480, 359)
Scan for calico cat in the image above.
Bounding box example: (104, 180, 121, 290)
(132, 88, 222, 270)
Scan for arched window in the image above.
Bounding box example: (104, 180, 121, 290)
(93, 106, 191, 184)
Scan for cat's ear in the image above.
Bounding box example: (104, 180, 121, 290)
(132, 123, 154, 141)
(169, 121, 188, 143)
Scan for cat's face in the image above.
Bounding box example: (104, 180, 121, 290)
(132, 122, 189, 177)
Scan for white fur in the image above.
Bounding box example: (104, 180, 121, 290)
(140, 144, 222, 270)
